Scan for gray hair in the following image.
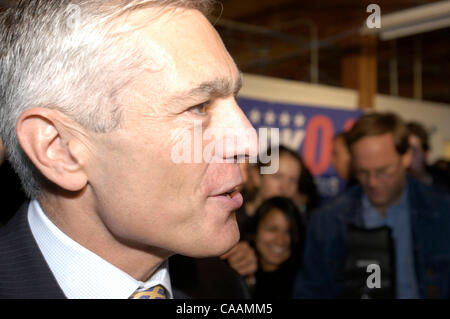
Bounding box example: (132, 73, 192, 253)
(0, 0, 215, 199)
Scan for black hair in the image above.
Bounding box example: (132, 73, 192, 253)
(297, 157, 320, 214)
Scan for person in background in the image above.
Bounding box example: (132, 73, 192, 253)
(239, 162, 260, 207)
(293, 157, 320, 222)
(293, 112, 450, 299)
(247, 196, 306, 299)
(231, 145, 308, 289)
(331, 132, 352, 182)
(236, 145, 304, 239)
(407, 121, 450, 193)
(235, 162, 260, 234)
(331, 131, 358, 190)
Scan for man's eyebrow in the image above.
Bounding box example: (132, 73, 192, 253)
(191, 74, 243, 97)
(170, 73, 243, 105)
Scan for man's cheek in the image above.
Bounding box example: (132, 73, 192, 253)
(168, 126, 197, 164)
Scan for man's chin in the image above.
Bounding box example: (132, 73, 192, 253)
(208, 232, 240, 257)
(367, 194, 389, 209)
(183, 228, 240, 258)
(186, 243, 237, 259)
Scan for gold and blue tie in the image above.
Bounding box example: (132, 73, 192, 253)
(129, 285, 167, 299)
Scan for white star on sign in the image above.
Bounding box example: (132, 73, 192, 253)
(294, 113, 306, 127)
(264, 111, 276, 125)
(249, 109, 261, 124)
(279, 112, 291, 127)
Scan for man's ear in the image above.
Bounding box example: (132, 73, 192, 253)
(402, 148, 413, 169)
(16, 108, 88, 192)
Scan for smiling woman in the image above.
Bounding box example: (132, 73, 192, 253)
(247, 196, 306, 299)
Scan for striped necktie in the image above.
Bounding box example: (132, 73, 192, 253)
(129, 285, 167, 299)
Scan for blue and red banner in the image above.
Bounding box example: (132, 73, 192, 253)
(238, 97, 362, 198)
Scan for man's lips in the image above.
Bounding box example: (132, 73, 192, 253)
(210, 190, 244, 210)
(211, 181, 243, 197)
(208, 169, 244, 210)
(367, 188, 383, 196)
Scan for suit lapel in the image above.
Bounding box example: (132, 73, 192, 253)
(0, 202, 66, 299)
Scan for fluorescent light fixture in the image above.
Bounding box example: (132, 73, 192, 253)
(380, 15, 450, 40)
(362, 0, 450, 40)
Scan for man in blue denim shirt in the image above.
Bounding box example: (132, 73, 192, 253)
(293, 113, 450, 299)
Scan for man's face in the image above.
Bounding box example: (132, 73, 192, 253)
(351, 133, 411, 211)
(85, 9, 255, 258)
(259, 154, 301, 200)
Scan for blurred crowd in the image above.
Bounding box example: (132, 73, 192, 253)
(1, 111, 449, 299)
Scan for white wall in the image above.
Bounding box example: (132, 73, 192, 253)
(375, 95, 450, 162)
(240, 73, 359, 110)
(239, 73, 450, 161)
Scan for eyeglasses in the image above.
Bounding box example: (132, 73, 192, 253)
(354, 159, 402, 183)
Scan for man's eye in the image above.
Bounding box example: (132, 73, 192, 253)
(190, 102, 209, 115)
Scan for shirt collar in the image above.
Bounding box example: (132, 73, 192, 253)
(362, 183, 409, 229)
(27, 199, 173, 299)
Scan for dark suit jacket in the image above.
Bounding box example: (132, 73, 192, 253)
(169, 255, 251, 299)
(0, 202, 65, 298)
(0, 202, 188, 299)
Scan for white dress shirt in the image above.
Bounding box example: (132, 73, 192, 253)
(27, 199, 173, 299)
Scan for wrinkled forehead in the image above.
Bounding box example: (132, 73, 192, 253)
(127, 8, 239, 92)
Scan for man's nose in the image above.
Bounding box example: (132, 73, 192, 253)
(215, 99, 259, 161)
(367, 172, 379, 187)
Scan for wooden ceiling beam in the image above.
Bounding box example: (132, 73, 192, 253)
(219, 0, 294, 20)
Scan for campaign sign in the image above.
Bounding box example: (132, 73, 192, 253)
(238, 96, 363, 198)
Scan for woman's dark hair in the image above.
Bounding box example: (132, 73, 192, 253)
(297, 157, 320, 214)
(248, 196, 306, 268)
